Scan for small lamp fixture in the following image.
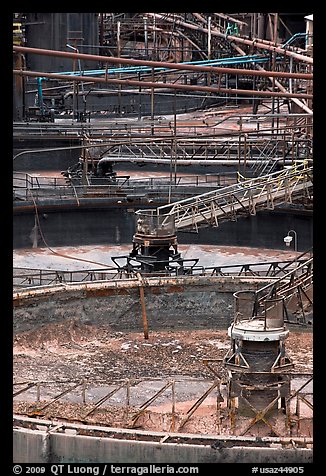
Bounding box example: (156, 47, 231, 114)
(284, 235, 293, 247)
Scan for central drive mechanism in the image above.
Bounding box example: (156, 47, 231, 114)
(130, 209, 182, 273)
(224, 291, 294, 432)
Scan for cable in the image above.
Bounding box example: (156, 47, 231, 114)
(29, 189, 117, 270)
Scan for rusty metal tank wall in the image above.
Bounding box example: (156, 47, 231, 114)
(24, 13, 99, 72)
(13, 206, 313, 250)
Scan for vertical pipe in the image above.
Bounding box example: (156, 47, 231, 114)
(169, 138, 173, 204)
(117, 21, 121, 58)
(153, 16, 156, 60)
(117, 21, 121, 117)
(238, 134, 241, 170)
(258, 13, 265, 40)
(244, 133, 247, 173)
(267, 14, 273, 41)
(216, 391, 221, 433)
(81, 141, 88, 185)
(37, 77, 44, 115)
(138, 71, 142, 120)
(173, 90, 177, 185)
(13, 52, 26, 121)
(99, 14, 104, 48)
(207, 16, 211, 60)
(207, 16, 212, 87)
(253, 13, 257, 38)
(289, 57, 293, 93)
(144, 17, 148, 57)
(151, 67, 154, 135)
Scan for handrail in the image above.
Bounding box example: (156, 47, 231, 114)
(13, 252, 312, 288)
(145, 163, 313, 231)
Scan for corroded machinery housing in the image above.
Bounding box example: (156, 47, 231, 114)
(130, 209, 183, 273)
(224, 291, 294, 427)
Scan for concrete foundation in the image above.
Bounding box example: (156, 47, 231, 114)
(13, 276, 275, 334)
(13, 420, 313, 464)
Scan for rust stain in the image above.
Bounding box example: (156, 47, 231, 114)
(149, 287, 162, 295)
(165, 285, 185, 293)
(13, 299, 21, 308)
(85, 287, 129, 297)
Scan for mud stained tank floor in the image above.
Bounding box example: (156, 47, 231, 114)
(13, 325, 313, 382)
(13, 244, 300, 270)
(13, 243, 311, 437)
(13, 326, 313, 436)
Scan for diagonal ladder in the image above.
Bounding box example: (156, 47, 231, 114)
(153, 163, 312, 231)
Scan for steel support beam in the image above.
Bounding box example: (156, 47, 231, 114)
(13, 69, 313, 101)
(13, 45, 313, 79)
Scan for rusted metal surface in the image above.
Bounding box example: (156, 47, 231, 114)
(13, 275, 277, 305)
(13, 69, 313, 100)
(233, 254, 314, 326)
(239, 394, 283, 437)
(145, 14, 313, 64)
(13, 45, 313, 79)
(85, 287, 132, 297)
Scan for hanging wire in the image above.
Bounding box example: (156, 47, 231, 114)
(29, 189, 117, 269)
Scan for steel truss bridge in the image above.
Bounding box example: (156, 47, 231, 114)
(136, 162, 312, 233)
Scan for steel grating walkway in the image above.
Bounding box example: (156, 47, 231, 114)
(153, 163, 312, 231)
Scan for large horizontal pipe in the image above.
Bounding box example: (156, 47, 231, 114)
(146, 13, 313, 65)
(13, 46, 312, 80)
(85, 156, 297, 166)
(13, 69, 313, 100)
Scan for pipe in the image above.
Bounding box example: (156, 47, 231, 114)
(207, 16, 211, 60)
(96, 157, 115, 176)
(257, 64, 312, 114)
(84, 156, 297, 166)
(282, 32, 307, 48)
(218, 36, 313, 115)
(51, 57, 280, 78)
(146, 13, 313, 64)
(13, 69, 313, 100)
(13, 46, 313, 80)
(36, 77, 44, 115)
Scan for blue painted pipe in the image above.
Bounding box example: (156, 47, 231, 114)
(55, 55, 278, 77)
(37, 77, 44, 113)
(281, 32, 307, 48)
